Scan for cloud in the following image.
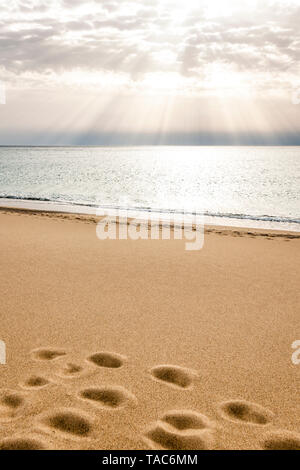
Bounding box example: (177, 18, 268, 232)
(0, 0, 300, 143)
(1, 0, 299, 84)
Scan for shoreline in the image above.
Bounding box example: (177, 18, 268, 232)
(1, 199, 300, 236)
(1, 204, 300, 239)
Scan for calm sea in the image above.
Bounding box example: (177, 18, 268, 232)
(0, 146, 299, 231)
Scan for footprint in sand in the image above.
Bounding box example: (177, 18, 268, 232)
(31, 348, 66, 361)
(87, 351, 125, 369)
(145, 410, 216, 450)
(39, 408, 92, 439)
(57, 362, 84, 378)
(261, 430, 300, 450)
(0, 390, 26, 422)
(79, 386, 136, 409)
(150, 365, 196, 389)
(0, 436, 47, 450)
(21, 375, 50, 390)
(219, 400, 274, 425)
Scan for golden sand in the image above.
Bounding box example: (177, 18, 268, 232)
(0, 208, 299, 450)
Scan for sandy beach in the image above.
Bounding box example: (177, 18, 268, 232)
(0, 207, 299, 450)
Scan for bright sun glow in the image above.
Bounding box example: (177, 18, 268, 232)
(2, 0, 298, 142)
(168, 0, 258, 18)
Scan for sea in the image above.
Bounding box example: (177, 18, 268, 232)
(0, 146, 299, 231)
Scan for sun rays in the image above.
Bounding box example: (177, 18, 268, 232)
(1, 0, 299, 144)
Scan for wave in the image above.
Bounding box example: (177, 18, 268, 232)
(0, 195, 54, 202)
(0, 195, 299, 227)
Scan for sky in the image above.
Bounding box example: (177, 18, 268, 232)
(0, 0, 300, 145)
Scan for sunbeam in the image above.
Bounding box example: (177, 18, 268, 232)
(0, 0, 299, 144)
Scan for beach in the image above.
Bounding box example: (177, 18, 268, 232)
(0, 207, 299, 450)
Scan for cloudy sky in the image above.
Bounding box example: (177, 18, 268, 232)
(0, 0, 300, 144)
